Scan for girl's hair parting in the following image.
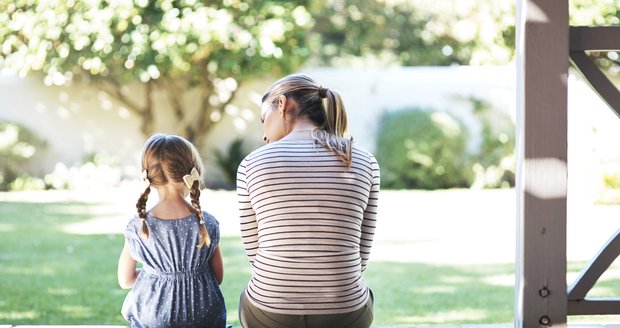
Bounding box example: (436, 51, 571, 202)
(261, 73, 353, 167)
(137, 134, 211, 248)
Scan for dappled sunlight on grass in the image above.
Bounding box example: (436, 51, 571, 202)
(0, 310, 38, 320)
(483, 274, 514, 287)
(0, 223, 14, 232)
(47, 287, 76, 296)
(61, 215, 126, 235)
(396, 308, 488, 325)
(569, 315, 620, 324)
(364, 260, 515, 324)
(417, 285, 457, 294)
(60, 305, 93, 318)
(1, 266, 55, 276)
(3, 190, 620, 325)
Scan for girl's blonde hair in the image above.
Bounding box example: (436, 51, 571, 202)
(136, 134, 210, 248)
(262, 73, 353, 166)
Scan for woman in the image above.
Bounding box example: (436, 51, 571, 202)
(236, 74, 380, 328)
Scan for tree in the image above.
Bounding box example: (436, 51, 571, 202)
(306, 0, 515, 67)
(1, 0, 521, 151)
(569, 0, 620, 77)
(0, 0, 311, 148)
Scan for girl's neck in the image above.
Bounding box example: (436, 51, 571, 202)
(150, 184, 194, 220)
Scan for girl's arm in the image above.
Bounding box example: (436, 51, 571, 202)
(117, 239, 140, 289)
(209, 246, 224, 285)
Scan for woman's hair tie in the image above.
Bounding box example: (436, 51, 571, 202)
(318, 86, 327, 98)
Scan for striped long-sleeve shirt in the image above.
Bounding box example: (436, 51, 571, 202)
(236, 139, 380, 315)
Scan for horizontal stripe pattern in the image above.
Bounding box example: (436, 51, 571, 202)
(237, 140, 380, 315)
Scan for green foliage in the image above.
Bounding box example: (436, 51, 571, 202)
(376, 108, 473, 190)
(569, 1, 620, 77)
(43, 153, 122, 190)
(0, 121, 46, 191)
(8, 175, 46, 191)
(213, 137, 249, 189)
(0, 0, 310, 83)
(469, 98, 515, 189)
(309, 0, 515, 66)
(603, 170, 620, 189)
(0, 0, 520, 148)
(0, 0, 312, 146)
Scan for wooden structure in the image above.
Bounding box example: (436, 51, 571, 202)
(517, 0, 620, 326)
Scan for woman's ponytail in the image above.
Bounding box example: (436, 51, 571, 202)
(315, 87, 353, 167)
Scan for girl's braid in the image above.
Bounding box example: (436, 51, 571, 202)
(136, 185, 151, 239)
(190, 180, 210, 248)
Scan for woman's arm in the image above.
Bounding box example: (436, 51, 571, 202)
(117, 239, 140, 289)
(237, 160, 259, 264)
(360, 158, 380, 272)
(209, 246, 224, 285)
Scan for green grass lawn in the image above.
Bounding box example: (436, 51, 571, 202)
(0, 199, 619, 325)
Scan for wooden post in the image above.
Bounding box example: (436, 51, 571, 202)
(515, 0, 568, 327)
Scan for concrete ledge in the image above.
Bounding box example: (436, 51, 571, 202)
(1, 325, 619, 328)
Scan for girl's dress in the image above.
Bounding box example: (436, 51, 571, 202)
(121, 211, 226, 328)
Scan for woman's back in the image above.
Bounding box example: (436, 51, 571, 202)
(237, 140, 380, 315)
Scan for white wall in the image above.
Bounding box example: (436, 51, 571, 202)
(0, 65, 529, 186)
(16, 65, 620, 191)
(302, 66, 516, 153)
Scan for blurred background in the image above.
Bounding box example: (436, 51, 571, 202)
(2, 0, 620, 325)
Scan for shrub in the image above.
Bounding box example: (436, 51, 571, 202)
(469, 97, 515, 188)
(213, 137, 250, 189)
(44, 152, 122, 190)
(375, 108, 474, 189)
(0, 121, 47, 191)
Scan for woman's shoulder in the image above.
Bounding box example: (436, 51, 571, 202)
(241, 141, 294, 163)
(352, 144, 378, 162)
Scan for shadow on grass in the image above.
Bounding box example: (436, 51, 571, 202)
(0, 200, 516, 325)
(3, 201, 620, 325)
(364, 260, 515, 325)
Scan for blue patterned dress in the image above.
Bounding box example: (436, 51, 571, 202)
(121, 211, 226, 328)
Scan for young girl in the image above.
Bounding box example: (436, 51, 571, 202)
(118, 134, 226, 328)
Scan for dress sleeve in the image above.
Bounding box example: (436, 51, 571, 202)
(124, 215, 143, 262)
(360, 155, 380, 272)
(237, 158, 258, 264)
(205, 213, 220, 258)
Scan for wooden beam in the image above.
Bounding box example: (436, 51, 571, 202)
(570, 51, 620, 119)
(516, 0, 568, 327)
(568, 298, 620, 315)
(570, 26, 620, 51)
(568, 229, 620, 313)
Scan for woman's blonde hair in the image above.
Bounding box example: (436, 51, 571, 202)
(262, 73, 352, 166)
(136, 134, 210, 248)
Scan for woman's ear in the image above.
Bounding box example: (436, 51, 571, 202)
(278, 95, 287, 116)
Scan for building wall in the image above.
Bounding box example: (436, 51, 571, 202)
(1, 66, 519, 186)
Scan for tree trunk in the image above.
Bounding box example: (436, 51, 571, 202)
(140, 80, 155, 137)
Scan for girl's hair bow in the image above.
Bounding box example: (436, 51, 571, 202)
(183, 167, 200, 189)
